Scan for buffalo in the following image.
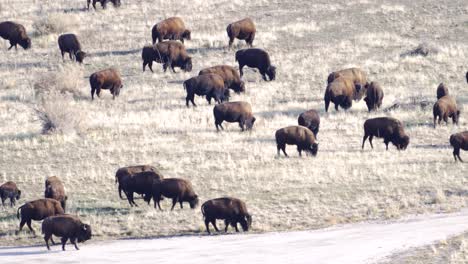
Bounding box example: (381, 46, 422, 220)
(42, 214, 92, 251)
(183, 74, 229, 107)
(450, 131, 468, 162)
(235, 48, 276, 81)
(58, 34, 86, 63)
(145, 178, 199, 211)
(45, 176, 67, 211)
(17, 198, 64, 234)
(213, 101, 256, 131)
(142, 41, 192, 73)
(226, 18, 256, 48)
(199, 65, 245, 93)
(0, 21, 31, 50)
(115, 165, 157, 200)
(120, 170, 164, 207)
(364, 81, 384, 111)
(362, 117, 409, 150)
(436, 83, 449, 100)
(324, 77, 357, 112)
(297, 110, 320, 138)
(0, 181, 21, 207)
(433, 95, 460, 128)
(201, 197, 252, 234)
(89, 68, 123, 100)
(327, 67, 368, 100)
(275, 126, 318, 157)
(87, 0, 121, 10)
(152, 17, 191, 44)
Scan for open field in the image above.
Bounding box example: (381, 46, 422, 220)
(0, 0, 467, 252)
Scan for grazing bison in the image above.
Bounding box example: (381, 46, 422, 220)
(433, 96, 460, 128)
(327, 68, 368, 100)
(275, 126, 318, 157)
(201, 197, 252, 234)
(42, 214, 92, 251)
(151, 17, 191, 44)
(17, 198, 64, 234)
(0, 21, 31, 50)
(226, 18, 256, 48)
(58, 34, 86, 63)
(213, 101, 256, 131)
(44, 176, 67, 211)
(0, 181, 21, 207)
(145, 178, 199, 211)
(115, 165, 157, 200)
(183, 74, 229, 107)
(235, 48, 276, 81)
(436, 83, 449, 100)
(297, 110, 320, 138)
(450, 131, 468, 162)
(199, 65, 245, 93)
(87, 0, 121, 10)
(364, 82, 384, 111)
(324, 77, 357, 112)
(142, 41, 192, 73)
(89, 68, 123, 100)
(120, 171, 163, 207)
(362, 117, 409, 150)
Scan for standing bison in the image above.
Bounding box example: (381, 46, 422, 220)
(183, 74, 230, 107)
(436, 83, 449, 99)
(275, 126, 318, 157)
(363, 82, 384, 111)
(152, 17, 191, 44)
(226, 18, 256, 48)
(87, 0, 121, 10)
(297, 110, 320, 138)
(45, 176, 67, 211)
(201, 197, 252, 234)
(120, 171, 164, 207)
(42, 214, 92, 251)
(17, 198, 64, 234)
(324, 77, 357, 112)
(433, 95, 460, 128)
(142, 41, 192, 73)
(89, 68, 123, 100)
(145, 178, 199, 211)
(327, 68, 368, 99)
(58, 34, 86, 63)
(0, 21, 31, 50)
(116, 165, 157, 200)
(235, 48, 276, 81)
(362, 117, 409, 150)
(0, 181, 21, 207)
(199, 65, 245, 93)
(213, 101, 256, 131)
(450, 131, 468, 162)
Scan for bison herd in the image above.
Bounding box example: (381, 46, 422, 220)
(0, 0, 467, 251)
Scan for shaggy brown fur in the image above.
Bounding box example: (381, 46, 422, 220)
(142, 41, 192, 73)
(44, 176, 67, 211)
(362, 117, 409, 150)
(213, 101, 255, 131)
(199, 65, 245, 93)
(226, 18, 256, 48)
(89, 68, 123, 100)
(201, 197, 252, 234)
(0, 21, 31, 50)
(152, 17, 191, 44)
(0, 181, 21, 207)
(297, 110, 320, 138)
(450, 131, 468, 162)
(115, 165, 157, 200)
(433, 95, 459, 128)
(17, 198, 64, 234)
(87, 0, 121, 10)
(58, 34, 86, 63)
(275, 126, 318, 157)
(121, 171, 164, 207)
(235, 48, 276, 81)
(42, 214, 92, 251)
(436, 83, 449, 100)
(145, 178, 199, 211)
(364, 81, 384, 111)
(183, 74, 229, 107)
(324, 77, 356, 112)
(327, 68, 368, 100)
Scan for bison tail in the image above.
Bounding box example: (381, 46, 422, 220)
(226, 24, 232, 38)
(324, 93, 330, 112)
(17, 205, 23, 219)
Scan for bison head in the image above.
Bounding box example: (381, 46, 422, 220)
(452, 110, 461, 125)
(19, 37, 31, 50)
(398, 135, 410, 150)
(222, 89, 230, 102)
(182, 30, 191, 41)
(309, 143, 318, 156)
(16, 190, 21, 200)
(75, 51, 86, 64)
(233, 81, 245, 93)
(239, 214, 252, 231)
(182, 57, 193, 72)
(77, 224, 92, 243)
(189, 195, 199, 209)
(266, 65, 276, 81)
(111, 0, 121, 7)
(246, 117, 256, 130)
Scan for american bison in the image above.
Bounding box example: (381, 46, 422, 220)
(0, 21, 31, 50)
(362, 117, 409, 150)
(58, 34, 86, 63)
(199, 65, 245, 93)
(364, 82, 384, 111)
(142, 41, 192, 73)
(87, 0, 121, 10)
(120, 170, 164, 207)
(183, 74, 230, 107)
(89, 68, 123, 100)
(213, 101, 256, 131)
(226, 18, 256, 48)
(327, 68, 368, 100)
(275, 126, 318, 157)
(297, 110, 320, 138)
(324, 77, 357, 112)
(45, 176, 67, 211)
(450, 131, 468, 162)
(17, 198, 64, 234)
(0, 181, 21, 207)
(235, 48, 276, 81)
(433, 95, 460, 128)
(115, 165, 157, 200)
(436, 83, 449, 100)
(151, 17, 191, 44)
(201, 197, 252, 234)
(145, 178, 199, 211)
(42, 214, 92, 251)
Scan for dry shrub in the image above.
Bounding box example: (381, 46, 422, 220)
(34, 64, 85, 98)
(33, 13, 79, 36)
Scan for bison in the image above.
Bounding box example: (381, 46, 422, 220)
(213, 101, 256, 131)
(17, 198, 64, 234)
(275, 126, 318, 157)
(433, 95, 460, 128)
(44, 176, 67, 211)
(199, 65, 245, 93)
(226, 18, 256, 48)
(327, 67, 368, 99)
(362, 117, 409, 150)
(201, 197, 252, 234)
(0, 21, 31, 50)
(87, 0, 121, 10)
(89, 68, 123, 100)
(324, 77, 357, 112)
(142, 41, 192, 73)
(450, 131, 468, 162)
(0, 181, 21, 207)
(120, 170, 164, 207)
(151, 17, 191, 44)
(58, 34, 86, 63)
(297, 110, 320, 138)
(144, 178, 199, 211)
(364, 81, 384, 111)
(115, 165, 157, 200)
(436, 83, 449, 100)
(42, 214, 92, 251)
(183, 74, 230, 107)
(235, 48, 276, 81)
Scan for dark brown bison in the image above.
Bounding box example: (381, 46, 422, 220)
(58, 34, 86, 63)
(201, 197, 252, 234)
(199, 65, 245, 93)
(362, 117, 409, 150)
(142, 41, 192, 73)
(433, 96, 460, 128)
(0, 181, 21, 207)
(364, 81, 384, 111)
(120, 171, 164, 207)
(152, 17, 191, 44)
(87, 0, 121, 10)
(89, 68, 123, 100)
(436, 83, 449, 100)
(44, 176, 67, 211)
(275, 126, 318, 157)
(42, 214, 92, 251)
(324, 77, 357, 112)
(213, 101, 256, 131)
(327, 68, 368, 99)
(450, 131, 468, 162)
(0, 21, 31, 50)
(183, 74, 230, 107)
(115, 165, 157, 200)
(17, 198, 64, 234)
(226, 18, 256, 48)
(297, 110, 320, 138)
(235, 48, 276, 81)
(144, 178, 199, 210)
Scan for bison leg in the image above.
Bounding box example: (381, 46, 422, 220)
(454, 148, 463, 162)
(127, 192, 137, 207)
(233, 222, 239, 232)
(246, 33, 255, 47)
(69, 52, 74, 61)
(384, 139, 389, 150)
(215, 120, 224, 131)
(148, 61, 154, 72)
(334, 103, 339, 111)
(179, 200, 183, 209)
(1, 197, 5, 207)
(239, 118, 245, 131)
(281, 145, 288, 157)
(61, 51, 65, 61)
(369, 135, 374, 149)
(205, 219, 211, 234)
(228, 37, 234, 48)
(44, 234, 52, 250)
(224, 220, 230, 232)
(61, 237, 68, 251)
(71, 237, 79, 250)
(50, 237, 56, 245)
(297, 147, 302, 157)
(171, 63, 177, 73)
(433, 116, 437, 128)
(9, 197, 14, 207)
(171, 198, 178, 211)
(91, 88, 96, 100)
(26, 220, 35, 234)
(211, 220, 219, 232)
(19, 219, 26, 232)
(239, 64, 244, 77)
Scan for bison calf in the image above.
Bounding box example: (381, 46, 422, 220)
(201, 197, 252, 234)
(275, 126, 318, 157)
(17, 198, 64, 234)
(45, 176, 67, 211)
(0, 181, 21, 207)
(362, 117, 409, 150)
(450, 131, 468, 162)
(87, 0, 121, 10)
(364, 82, 384, 111)
(0, 21, 31, 50)
(236, 48, 276, 81)
(152, 17, 191, 44)
(433, 95, 459, 128)
(58, 34, 86, 63)
(183, 74, 229, 107)
(145, 178, 198, 211)
(90, 68, 123, 100)
(199, 65, 245, 93)
(298, 110, 320, 138)
(42, 214, 92, 251)
(213, 101, 256, 131)
(227, 18, 256, 48)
